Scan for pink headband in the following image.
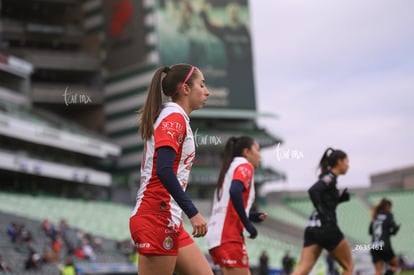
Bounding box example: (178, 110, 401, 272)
(174, 66, 195, 96)
(183, 66, 195, 85)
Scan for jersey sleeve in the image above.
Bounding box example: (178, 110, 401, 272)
(232, 163, 254, 190)
(154, 113, 186, 153)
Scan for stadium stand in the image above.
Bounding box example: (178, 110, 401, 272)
(261, 203, 308, 228)
(0, 191, 306, 272)
(0, 192, 131, 241)
(0, 210, 134, 275)
(4, 189, 410, 274)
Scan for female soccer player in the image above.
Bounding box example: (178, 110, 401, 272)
(369, 198, 401, 275)
(292, 148, 353, 275)
(129, 64, 212, 275)
(206, 136, 267, 275)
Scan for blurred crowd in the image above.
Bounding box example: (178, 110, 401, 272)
(5, 218, 105, 274)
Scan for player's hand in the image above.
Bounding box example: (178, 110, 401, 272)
(393, 224, 401, 235)
(249, 212, 268, 223)
(189, 213, 207, 238)
(245, 222, 258, 239)
(258, 212, 268, 221)
(339, 188, 350, 203)
(247, 225, 258, 239)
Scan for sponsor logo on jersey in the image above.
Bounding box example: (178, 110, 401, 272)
(167, 131, 175, 139)
(242, 255, 248, 265)
(162, 121, 183, 132)
(222, 259, 237, 265)
(136, 242, 150, 248)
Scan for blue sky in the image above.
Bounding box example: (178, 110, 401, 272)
(249, 0, 414, 191)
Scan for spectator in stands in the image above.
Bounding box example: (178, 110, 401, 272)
(73, 244, 85, 260)
(59, 218, 70, 236)
(129, 250, 138, 266)
(259, 250, 269, 275)
(60, 256, 79, 275)
(116, 239, 134, 255)
(292, 148, 353, 275)
(42, 219, 57, 239)
(21, 229, 34, 244)
(25, 249, 42, 270)
(206, 136, 268, 274)
(282, 250, 294, 275)
(42, 245, 59, 264)
(81, 239, 96, 261)
(0, 254, 13, 273)
(129, 64, 211, 275)
(7, 222, 23, 243)
(83, 232, 103, 253)
(53, 233, 64, 257)
(369, 198, 401, 275)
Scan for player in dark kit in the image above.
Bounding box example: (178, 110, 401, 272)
(292, 148, 353, 275)
(369, 198, 401, 275)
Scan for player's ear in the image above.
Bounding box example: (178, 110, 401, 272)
(183, 83, 191, 94)
(242, 147, 250, 158)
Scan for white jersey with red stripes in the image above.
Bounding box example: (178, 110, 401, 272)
(131, 102, 195, 228)
(205, 157, 255, 249)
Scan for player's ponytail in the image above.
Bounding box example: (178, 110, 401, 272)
(139, 67, 164, 140)
(372, 198, 392, 219)
(318, 147, 347, 177)
(139, 64, 197, 140)
(216, 136, 255, 200)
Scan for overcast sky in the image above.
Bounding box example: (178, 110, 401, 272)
(249, 0, 414, 191)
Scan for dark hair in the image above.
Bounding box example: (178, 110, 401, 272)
(318, 147, 347, 177)
(139, 64, 198, 140)
(216, 136, 255, 200)
(372, 198, 392, 219)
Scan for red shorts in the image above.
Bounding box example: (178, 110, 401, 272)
(209, 242, 249, 268)
(129, 212, 194, 256)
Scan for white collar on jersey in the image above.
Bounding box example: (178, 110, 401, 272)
(233, 156, 249, 163)
(163, 102, 190, 122)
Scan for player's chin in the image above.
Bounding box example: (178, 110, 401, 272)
(196, 101, 207, 109)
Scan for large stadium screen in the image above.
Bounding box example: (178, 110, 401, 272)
(156, 0, 257, 110)
(103, 0, 147, 73)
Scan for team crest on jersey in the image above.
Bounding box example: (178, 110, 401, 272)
(178, 134, 184, 144)
(163, 236, 173, 250)
(322, 174, 332, 185)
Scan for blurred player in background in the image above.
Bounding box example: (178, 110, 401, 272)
(292, 148, 353, 275)
(206, 136, 267, 275)
(369, 198, 401, 275)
